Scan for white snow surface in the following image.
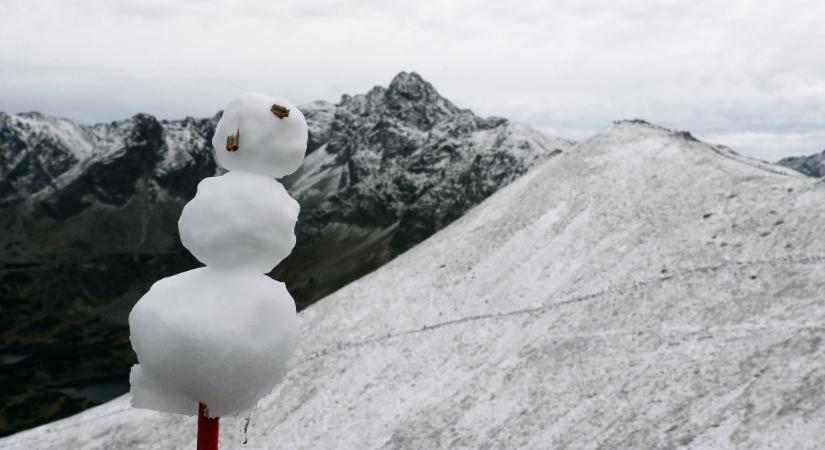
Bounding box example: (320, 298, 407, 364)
(212, 94, 308, 178)
(178, 171, 299, 273)
(129, 267, 298, 417)
(4, 121, 825, 449)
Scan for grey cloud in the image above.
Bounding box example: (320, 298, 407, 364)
(0, 0, 823, 158)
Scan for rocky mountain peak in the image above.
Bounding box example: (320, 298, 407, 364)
(387, 71, 448, 105)
(126, 113, 163, 147)
(334, 71, 461, 133)
(385, 71, 461, 128)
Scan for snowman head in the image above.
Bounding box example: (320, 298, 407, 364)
(212, 93, 308, 178)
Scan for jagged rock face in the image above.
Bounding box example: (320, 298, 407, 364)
(0, 112, 218, 209)
(777, 150, 825, 177)
(38, 115, 166, 219)
(0, 112, 84, 207)
(0, 72, 569, 435)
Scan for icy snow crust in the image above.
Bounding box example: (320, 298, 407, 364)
(5, 121, 825, 449)
(126, 94, 305, 418)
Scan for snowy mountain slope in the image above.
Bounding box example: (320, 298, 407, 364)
(0, 73, 569, 435)
(777, 149, 825, 177)
(4, 120, 824, 449)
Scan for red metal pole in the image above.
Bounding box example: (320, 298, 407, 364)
(197, 402, 219, 450)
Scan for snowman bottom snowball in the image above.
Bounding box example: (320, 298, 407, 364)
(129, 267, 299, 416)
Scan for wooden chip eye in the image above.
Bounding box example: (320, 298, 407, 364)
(271, 103, 290, 119)
(226, 128, 240, 152)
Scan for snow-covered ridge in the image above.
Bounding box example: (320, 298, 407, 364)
(4, 120, 824, 449)
(0, 111, 219, 208)
(607, 120, 803, 178)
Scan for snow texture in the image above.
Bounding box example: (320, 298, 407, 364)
(179, 171, 299, 273)
(127, 94, 305, 418)
(211, 93, 308, 178)
(4, 121, 825, 449)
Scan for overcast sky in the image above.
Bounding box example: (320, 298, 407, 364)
(1, 0, 823, 161)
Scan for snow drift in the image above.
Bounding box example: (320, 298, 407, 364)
(3, 120, 825, 449)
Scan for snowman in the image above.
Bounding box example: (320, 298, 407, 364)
(128, 93, 307, 418)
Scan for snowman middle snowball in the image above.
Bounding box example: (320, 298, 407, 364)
(179, 171, 299, 273)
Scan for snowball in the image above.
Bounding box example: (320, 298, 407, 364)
(178, 171, 299, 273)
(212, 93, 308, 178)
(129, 267, 299, 417)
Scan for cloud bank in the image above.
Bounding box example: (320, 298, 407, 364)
(1, 0, 823, 160)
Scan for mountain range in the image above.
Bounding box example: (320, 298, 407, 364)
(0, 72, 570, 435)
(777, 149, 825, 178)
(2, 120, 824, 449)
